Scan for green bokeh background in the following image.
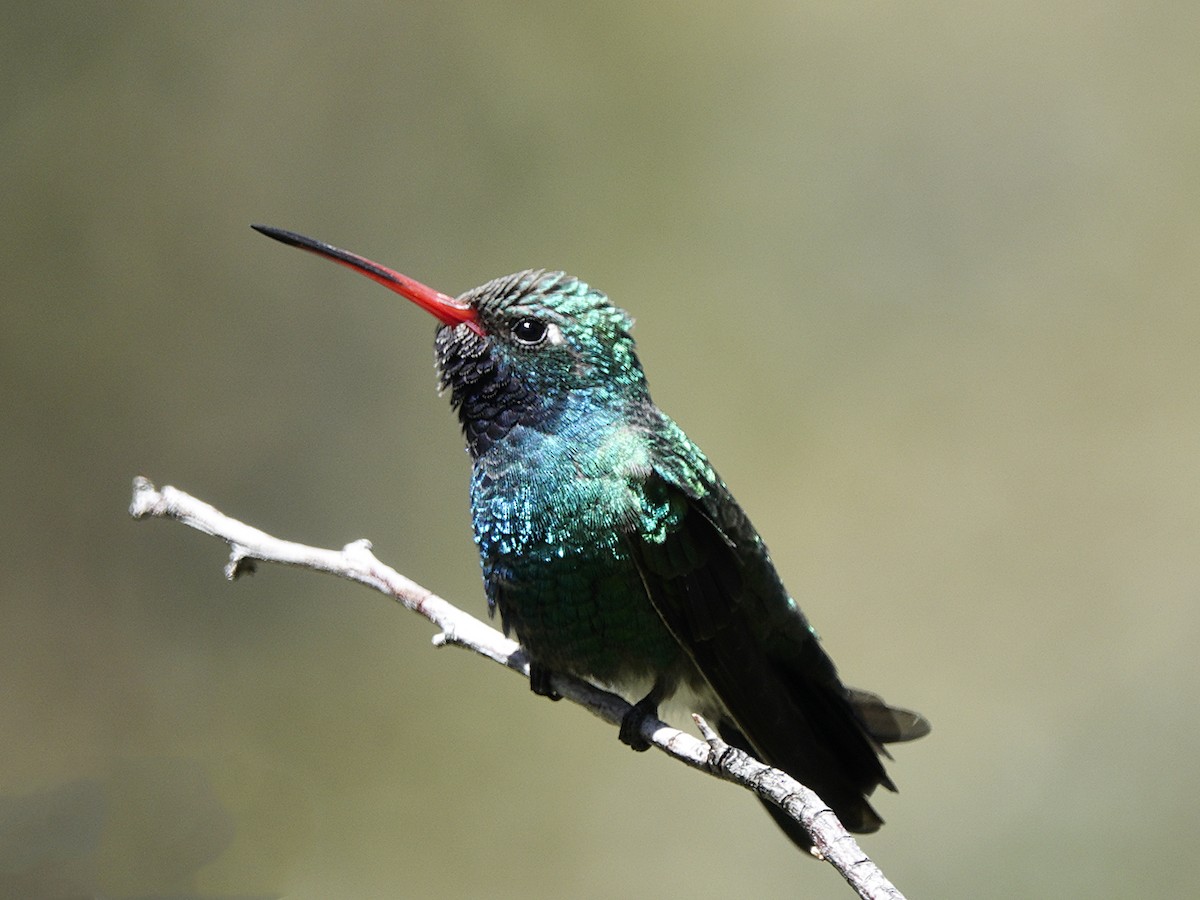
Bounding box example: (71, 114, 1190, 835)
(4, 3, 1199, 897)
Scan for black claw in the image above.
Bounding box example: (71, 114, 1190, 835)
(529, 662, 562, 701)
(619, 678, 672, 752)
(619, 698, 656, 752)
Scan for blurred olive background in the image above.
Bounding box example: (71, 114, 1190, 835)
(3, 2, 1199, 898)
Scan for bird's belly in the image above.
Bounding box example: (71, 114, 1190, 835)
(488, 548, 683, 690)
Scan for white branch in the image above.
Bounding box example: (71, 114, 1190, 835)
(129, 476, 909, 900)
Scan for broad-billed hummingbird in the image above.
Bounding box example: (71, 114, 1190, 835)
(253, 224, 930, 852)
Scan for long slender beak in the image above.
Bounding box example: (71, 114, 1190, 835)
(252, 225, 482, 334)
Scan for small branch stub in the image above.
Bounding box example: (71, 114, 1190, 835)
(129, 476, 910, 900)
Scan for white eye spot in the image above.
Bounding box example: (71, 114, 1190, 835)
(544, 322, 565, 345)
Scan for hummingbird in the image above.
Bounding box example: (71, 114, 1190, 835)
(252, 224, 930, 852)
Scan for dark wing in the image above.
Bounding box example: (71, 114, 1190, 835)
(626, 464, 928, 842)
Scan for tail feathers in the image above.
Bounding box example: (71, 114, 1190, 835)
(847, 688, 932, 746)
(718, 722, 884, 854)
(717, 687, 929, 853)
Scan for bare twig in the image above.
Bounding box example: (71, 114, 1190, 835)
(129, 475, 908, 900)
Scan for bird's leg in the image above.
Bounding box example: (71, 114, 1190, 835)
(619, 676, 672, 752)
(528, 661, 562, 701)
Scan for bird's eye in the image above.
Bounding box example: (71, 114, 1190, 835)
(511, 316, 548, 346)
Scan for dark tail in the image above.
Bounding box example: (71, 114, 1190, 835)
(720, 690, 929, 853)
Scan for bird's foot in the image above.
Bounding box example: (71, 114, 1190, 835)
(528, 662, 562, 701)
(618, 697, 657, 752)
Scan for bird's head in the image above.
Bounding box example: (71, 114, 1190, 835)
(253, 226, 648, 456)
